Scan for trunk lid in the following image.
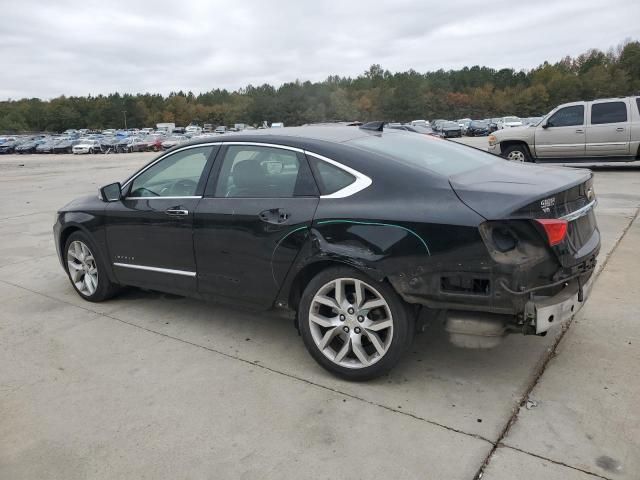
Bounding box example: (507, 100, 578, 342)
(450, 161, 599, 268)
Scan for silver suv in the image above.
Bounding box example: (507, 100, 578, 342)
(488, 96, 640, 162)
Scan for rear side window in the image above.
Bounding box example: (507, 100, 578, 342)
(591, 102, 627, 124)
(309, 156, 355, 195)
(214, 145, 316, 198)
(636, 98, 640, 115)
(547, 105, 584, 127)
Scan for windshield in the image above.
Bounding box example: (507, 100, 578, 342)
(348, 131, 500, 176)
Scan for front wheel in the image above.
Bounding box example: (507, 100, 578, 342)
(64, 231, 119, 302)
(502, 144, 531, 162)
(298, 267, 414, 381)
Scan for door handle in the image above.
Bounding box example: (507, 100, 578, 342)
(165, 208, 189, 217)
(615, 127, 625, 132)
(259, 208, 290, 224)
(575, 129, 584, 133)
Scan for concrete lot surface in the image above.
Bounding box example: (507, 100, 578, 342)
(0, 151, 639, 479)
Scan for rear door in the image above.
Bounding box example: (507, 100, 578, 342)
(586, 99, 631, 157)
(194, 143, 319, 308)
(534, 103, 586, 158)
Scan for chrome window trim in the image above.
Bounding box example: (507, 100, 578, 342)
(560, 199, 597, 222)
(304, 151, 372, 199)
(120, 140, 371, 201)
(221, 141, 304, 153)
(125, 196, 201, 200)
(113, 262, 196, 277)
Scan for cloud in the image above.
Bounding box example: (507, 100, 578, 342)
(0, 0, 637, 99)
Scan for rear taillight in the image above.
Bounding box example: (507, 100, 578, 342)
(536, 219, 568, 246)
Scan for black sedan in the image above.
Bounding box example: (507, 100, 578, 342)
(466, 120, 490, 136)
(54, 126, 600, 380)
(437, 121, 462, 138)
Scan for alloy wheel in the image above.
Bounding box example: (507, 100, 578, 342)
(507, 150, 526, 162)
(67, 240, 98, 296)
(308, 278, 394, 369)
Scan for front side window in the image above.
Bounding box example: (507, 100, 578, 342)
(129, 146, 213, 197)
(214, 145, 316, 198)
(547, 105, 584, 127)
(591, 102, 627, 125)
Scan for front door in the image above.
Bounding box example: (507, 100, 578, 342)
(105, 145, 217, 294)
(535, 104, 586, 158)
(194, 143, 319, 308)
(586, 99, 631, 157)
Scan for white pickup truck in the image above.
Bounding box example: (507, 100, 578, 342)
(488, 96, 640, 162)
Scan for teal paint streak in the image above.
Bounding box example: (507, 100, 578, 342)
(271, 226, 310, 286)
(315, 220, 431, 255)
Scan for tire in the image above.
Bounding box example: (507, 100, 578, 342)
(64, 231, 119, 302)
(502, 144, 531, 162)
(298, 266, 414, 381)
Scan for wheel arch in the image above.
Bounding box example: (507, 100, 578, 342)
(285, 258, 385, 315)
(499, 140, 534, 159)
(57, 218, 117, 283)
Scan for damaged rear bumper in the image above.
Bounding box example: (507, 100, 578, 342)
(526, 272, 595, 334)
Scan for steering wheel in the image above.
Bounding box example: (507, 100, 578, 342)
(170, 179, 198, 196)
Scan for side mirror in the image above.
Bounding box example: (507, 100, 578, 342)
(100, 182, 122, 202)
(541, 121, 549, 129)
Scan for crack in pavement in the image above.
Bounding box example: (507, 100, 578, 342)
(473, 206, 640, 480)
(497, 445, 614, 480)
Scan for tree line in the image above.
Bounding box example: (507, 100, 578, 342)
(1, 41, 638, 133)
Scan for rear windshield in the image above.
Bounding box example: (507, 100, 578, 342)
(348, 132, 501, 176)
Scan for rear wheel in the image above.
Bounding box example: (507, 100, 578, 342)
(298, 267, 414, 381)
(64, 231, 119, 302)
(502, 144, 531, 162)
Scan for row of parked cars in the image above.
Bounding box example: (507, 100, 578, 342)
(424, 116, 543, 138)
(0, 131, 218, 155)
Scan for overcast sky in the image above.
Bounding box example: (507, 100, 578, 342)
(1, 0, 638, 100)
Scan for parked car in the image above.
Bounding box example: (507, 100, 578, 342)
(486, 118, 498, 133)
(214, 126, 227, 134)
(466, 120, 491, 136)
(72, 140, 103, 154)
(144, 135, 165, 152)
(489, 96, 640, 162)
(522, 117, 543, 126)
(457, 118, 472, 134)
(437, 121, 462, 138)
(0, 139, 21, 154)
(271, 122, 284, 128)
(161, 136, 187, 150)
(386, 124, 437, 136)
(100, 137, 120, 153)
(53, 125, 600, 380)
(36, 138, 57, 153)
(52, 138, 75, 154)
(431, 119, 446, 131)
(15, 139, 42, 154)
(497, 116, 523, 129)
(410, 120, 430, 127)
